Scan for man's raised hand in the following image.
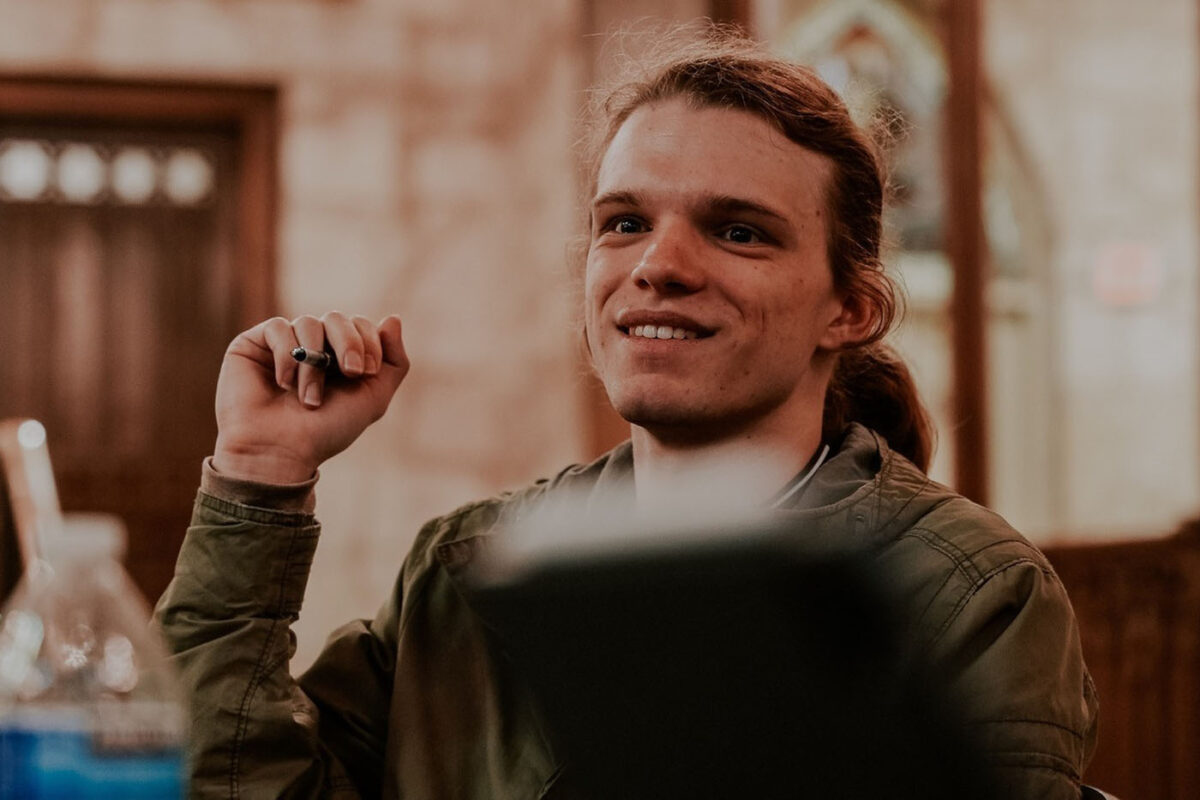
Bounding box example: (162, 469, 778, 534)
(212, 312, 409, 484)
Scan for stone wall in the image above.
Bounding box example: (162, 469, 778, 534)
(310, 0, 589, 667)
(0, 0, 590, 666)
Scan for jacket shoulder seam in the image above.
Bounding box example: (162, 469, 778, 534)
(972, 716, 1090, 742)
(898, 526, 985, 584)
(989, 761, 1081, 781)
(984, 752, 1083, 781)
(929, 556, 1046, 643)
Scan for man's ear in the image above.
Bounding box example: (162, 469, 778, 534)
(818, 292, 877, 351)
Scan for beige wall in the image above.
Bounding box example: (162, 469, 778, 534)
(987, 0, 1200, 539)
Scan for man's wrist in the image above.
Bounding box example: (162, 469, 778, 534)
(202, 456, 318, 514)
(212, 439, 317, 485)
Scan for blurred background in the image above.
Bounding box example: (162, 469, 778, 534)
(0, 1, 1198, 796)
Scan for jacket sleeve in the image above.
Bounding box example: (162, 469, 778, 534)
(929, 554, 1100, 800)
(153, 488, 399, 800)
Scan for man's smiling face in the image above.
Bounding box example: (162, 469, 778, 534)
(585, 98, 859, 443)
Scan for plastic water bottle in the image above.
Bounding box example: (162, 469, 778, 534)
(0, 516, 188, 797)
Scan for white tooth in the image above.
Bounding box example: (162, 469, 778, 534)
(632, 326, 642, 337)
(656, 326, 672, 339)
(642, 327, 657, 339)
(672, 328, 686, 339)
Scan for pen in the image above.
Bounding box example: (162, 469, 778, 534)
(291, 347, 339, 372)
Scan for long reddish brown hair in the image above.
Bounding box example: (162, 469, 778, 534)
(587, 29, 935, 471)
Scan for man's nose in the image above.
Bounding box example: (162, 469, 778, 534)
(630, 221, 706, 293)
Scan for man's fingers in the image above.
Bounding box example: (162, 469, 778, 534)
(321, 311, 366, 377)
(378, 315, 410, 375)
(293, 315, 327, 408)
(260, 317, 302, 390)
(353, 315, 409, 419)
(227, 312, 403, 411)
(352, 316, 383, 376)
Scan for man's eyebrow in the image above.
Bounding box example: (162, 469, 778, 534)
(589, 190, 792, 224)
(701, 195, 790, 224)
(590, 190, 644, 209)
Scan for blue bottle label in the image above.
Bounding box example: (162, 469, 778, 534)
(0, 716, 185, 799)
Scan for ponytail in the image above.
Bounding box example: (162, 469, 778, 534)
(823, 345, 935, 473)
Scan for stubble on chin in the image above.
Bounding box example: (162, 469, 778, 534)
(610, 392, 746, 445)
(616, 398, 701, 430)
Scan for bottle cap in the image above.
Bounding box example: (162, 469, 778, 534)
(40, 512, 128, 563)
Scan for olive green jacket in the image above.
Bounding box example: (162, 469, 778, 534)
(155, 424, 1098, 799)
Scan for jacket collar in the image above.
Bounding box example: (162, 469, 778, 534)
(438, 423, 946, 577)
(771, 424, 949, 552)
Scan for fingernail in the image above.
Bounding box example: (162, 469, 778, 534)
(344, 351, 364, 374)
(364, 355, 378, 374)
(303, 383, 321, 407)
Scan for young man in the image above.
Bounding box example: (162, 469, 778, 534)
(156, 36, 1097, 799)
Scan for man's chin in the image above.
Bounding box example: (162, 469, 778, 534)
(615, 398, 740, 443)
(613, 396, 703, 428)
(612, 388, 796, 445)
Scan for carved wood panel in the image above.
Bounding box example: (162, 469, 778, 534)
(1045, 523, 1200, 800)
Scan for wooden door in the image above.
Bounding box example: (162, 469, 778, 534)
(0, 78, 277, 602)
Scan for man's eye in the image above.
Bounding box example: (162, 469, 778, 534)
(719, 225, 762, 245)
(611, 217, 646, 234)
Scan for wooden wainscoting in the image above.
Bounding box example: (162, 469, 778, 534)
(1044, 521, 1200, 800)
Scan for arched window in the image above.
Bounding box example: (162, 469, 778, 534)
(766, 0, 1057, 533)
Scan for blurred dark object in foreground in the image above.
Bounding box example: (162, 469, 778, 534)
(468, 516, 996, 800)
(1045, 517, 1200, 800)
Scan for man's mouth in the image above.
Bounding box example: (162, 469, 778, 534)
(628, 324, 700, 340)
(616, 312, 714, 341)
